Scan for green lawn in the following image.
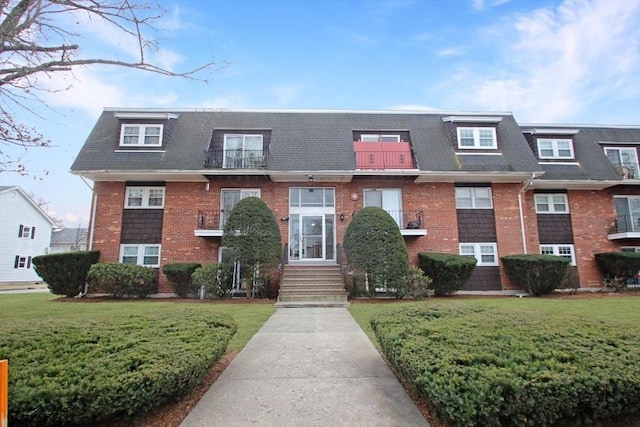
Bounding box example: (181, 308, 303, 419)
(0, 292, 275, 352)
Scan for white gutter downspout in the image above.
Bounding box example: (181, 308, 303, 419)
(517, 174, 536, 254)
(79, 176, 97, 297)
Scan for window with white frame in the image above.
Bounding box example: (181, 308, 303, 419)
(540, 244, 576, 265)
(119, 124, 163, 147)
(120, 244, 161, 267)
(364, 188, 402, 227)
(360, 134, 401, 143)
(537, 138, 574, 159)
(535, 194, 569, 213)
(221, 189, 261, 227)
(125, 186, 165, 209)
(455, 187, 493, 209)
(457, 127, 497, 149)
(18, 224, 35, 239)
(14, 255, 32, 269)
(459, 243, 498, 266)
(605, 147, 639, 178)
(223, 134, 264, 168)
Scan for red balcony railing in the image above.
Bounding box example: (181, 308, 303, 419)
(353, 141, 416, 169)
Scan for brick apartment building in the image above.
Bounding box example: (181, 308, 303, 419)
(70, 109, 640, 295)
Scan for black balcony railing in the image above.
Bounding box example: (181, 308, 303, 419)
(612, 162, 639, 179)
(204, 149, 268, 169)
(358, 209, 423, 229)
(612, 215, 640, 233)
(197, 211, 221, 230)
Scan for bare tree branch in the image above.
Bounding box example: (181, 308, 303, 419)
(0, 0, 224, 173)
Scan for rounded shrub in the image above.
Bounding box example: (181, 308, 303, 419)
(501, 254, 570, 296)
(418, 252, 477, 296)
(191, 263, 233, 298)
(163, 262, 202, 297)
(595, 251, 640, 289)
(32, 251, 100, 297)
(87, 263, 156, 298)
(343, 207, 409, 297)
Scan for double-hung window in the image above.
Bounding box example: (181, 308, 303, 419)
(455, 187, 493, 209)
(537, 138, 574, 159)
(540, 244, 576, 265)
(18, 224, 35, 239)
(459, 243, 498, 266)
(14, 255, 32, 269)
(120, 244, 161, 267)
(125, 187, 165, 209)
(119, 124, 163, 147)
(535, 194, 569, 213)
(457, 127, 497, 149)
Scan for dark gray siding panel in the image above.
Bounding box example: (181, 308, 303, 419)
(457, 209, 497, 242)
(121, 210, 163, 244)
(537, 214, 574, 244)
(464, 267, 501, 291)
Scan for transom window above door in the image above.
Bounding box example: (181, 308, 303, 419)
(289, 188, 335, 208)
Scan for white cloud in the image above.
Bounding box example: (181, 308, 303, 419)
(437, 47, 465, 56)
(445, 0, 640, 122)
(472, 0, 512, 11)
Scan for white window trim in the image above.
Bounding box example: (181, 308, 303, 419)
(19, 225, 33, 239)
(459, 243, 499, 266)
(455, 187, 493, 209)
(15, 255, 31, 269)
(540, 244, 576, 266)
(125, 186, 165, 209)
(456, 127, 497, 150)
(119, 244, 161, 268)
(535, 193, 569, 214)
(537, 138, 574, 160)
(119, 124, 164, 147)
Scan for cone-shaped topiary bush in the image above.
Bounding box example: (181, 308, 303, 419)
(343, 207, 409, 297)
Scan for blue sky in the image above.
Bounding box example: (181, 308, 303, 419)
(2, 0, 639, 227)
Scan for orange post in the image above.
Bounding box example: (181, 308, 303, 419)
(0, 359, 7, 427)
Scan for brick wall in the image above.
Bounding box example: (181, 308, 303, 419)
(92, 182, 126, 263)
(568, 190, 619, 287)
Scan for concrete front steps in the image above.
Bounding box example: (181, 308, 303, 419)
(275, 264, 349, 307)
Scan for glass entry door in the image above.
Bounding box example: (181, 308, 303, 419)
(301, 215, 323, 260)
(289, 213, 335, 261)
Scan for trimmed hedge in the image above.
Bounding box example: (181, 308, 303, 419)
(371, 304, 640, 426)
(163, 262, 202, 297)
(418, 253, 476, 296)
(32, 251, 100, 297)
(2, 309, 236, 427)
(595, 252, 640, 289)
(502, 254, 570, 296)
(87, 263, 156, 298)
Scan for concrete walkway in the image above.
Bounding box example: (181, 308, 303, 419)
(180, 307, 429, 427)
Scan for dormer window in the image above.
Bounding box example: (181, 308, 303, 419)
(119, 124, 163, 147)
(360, 134, 401, 143)
(457, 127, 497, 149)
(537, 138, 574, 160)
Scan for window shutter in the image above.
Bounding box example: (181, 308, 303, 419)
(14, 255, 19, 268)
(31, 227, 36, 239)
(18, 225, 23, 237)
(27, 257, 32, 269)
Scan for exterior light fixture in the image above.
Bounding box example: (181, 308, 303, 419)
(280, 216, 289, 222)
(340, 213, 345, 221)
(308, 174, 314, 182)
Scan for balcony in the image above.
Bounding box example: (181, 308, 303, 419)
(607, 214, 640, 240)
(613, 162, 639, 179)
(194, 211, 223, 237)
(204, 149, 268, 169)
(365, 210, 426, 236)
(353, 141, 417, 169)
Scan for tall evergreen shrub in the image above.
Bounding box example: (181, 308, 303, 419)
(343, 207, 409, 297)
(222, 197, 281, 298)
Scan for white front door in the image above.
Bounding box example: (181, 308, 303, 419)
(288, 187, 336, 262)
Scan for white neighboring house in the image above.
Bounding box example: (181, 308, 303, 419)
(50, 228, 88, 253)
(0, 186, 58, 284)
